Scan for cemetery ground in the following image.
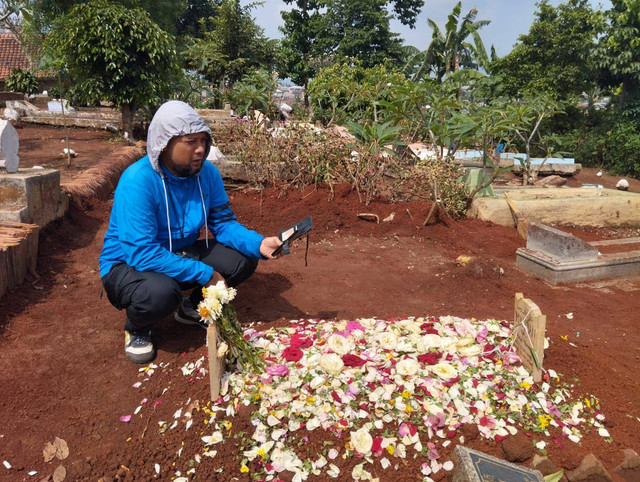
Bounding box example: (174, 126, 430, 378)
(1, 125, 640, 481)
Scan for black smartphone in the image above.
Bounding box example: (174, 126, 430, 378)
(272, 215, 313, 256)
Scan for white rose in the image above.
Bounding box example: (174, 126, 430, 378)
(396, 358, 419, 377)
(309, 376, 326, 390)
(422, 334, 442, 349)
(439, 338, 457, 353)
(431, 363, 458, 379)
(320, 353, 344, 375)
(397, 338, 417, 353)
(459, 345, 482, 357)
(327, 334, 355, 355)
(350, 427, 373, 454)
(455, 335, 475, 347)
(377, 331, 398, 350)
(397, 318, 422, 334)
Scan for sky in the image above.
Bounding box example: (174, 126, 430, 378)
(243, 0, 612, 57)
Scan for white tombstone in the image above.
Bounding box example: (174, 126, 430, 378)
(3, 108, 20, 122)
(0, 119, 20, 173)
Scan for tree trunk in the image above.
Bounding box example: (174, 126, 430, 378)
(121, 101, 136, 140)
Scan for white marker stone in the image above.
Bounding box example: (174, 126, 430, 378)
(0, 119, 20, 173)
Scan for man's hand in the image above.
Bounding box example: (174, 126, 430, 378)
(205, 271, 226, 287)
(260, 236, 282, 259)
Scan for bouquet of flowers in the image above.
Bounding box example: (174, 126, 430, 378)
(197, 281, 264, 373)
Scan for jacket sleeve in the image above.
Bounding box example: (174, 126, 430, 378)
(205, 166, 264, 258)
(113, 174, 214, 285)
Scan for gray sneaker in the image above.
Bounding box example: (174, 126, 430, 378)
(124, 330, 155, 364)
(174, 299, 208, 329)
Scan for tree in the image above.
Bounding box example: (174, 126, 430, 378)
(404, 2, 489, 82)
(0, 1, 26, 35)
(184, 0, 277, 95)
(176, 0, 217, 40)
(594, 0, 640, 115)
(492, 0, 604, 101)
(26, 0, 186, 35)
(278, 0, 324, 104)
(278, 0, 423, 83)
(46, 0, 178, 137)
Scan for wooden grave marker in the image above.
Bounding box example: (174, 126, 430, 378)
(513, 293, 546, 382)
(207, 323, 226, 401)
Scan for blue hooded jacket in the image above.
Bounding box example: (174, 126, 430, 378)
(99, 101, 263, 285)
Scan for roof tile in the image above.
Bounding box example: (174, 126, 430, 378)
(0, 32, 32, 79)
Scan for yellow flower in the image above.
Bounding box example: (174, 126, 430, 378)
(198, 305, 210, 319)
(538, 415, 550, 428)
(240, 464, 249, 473)
(520, 382, 531, 390)
(386, 445, 394, 455)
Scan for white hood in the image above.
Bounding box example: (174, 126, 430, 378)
(146, 100, 212, 175)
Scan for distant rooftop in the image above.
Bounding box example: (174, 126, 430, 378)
(0, 32, 31, 79)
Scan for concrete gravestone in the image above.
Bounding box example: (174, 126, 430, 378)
(453, 446, 544, 482)
(0, 119, 20, 173)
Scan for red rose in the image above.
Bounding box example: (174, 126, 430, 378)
(417, 352, 441, 365)
(372, 437, 383, 454)
(342, 354, 366, 367)
(282, 347, 303, 362)
(290, 334, 312, 349)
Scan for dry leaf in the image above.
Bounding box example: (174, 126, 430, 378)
(382, 213, 395, 222)
(54, 437, 69, 460)
(43, 442, 57, 462)
(52, 465, 66, 482)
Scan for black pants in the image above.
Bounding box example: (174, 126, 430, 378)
(102, 240, 258, 331)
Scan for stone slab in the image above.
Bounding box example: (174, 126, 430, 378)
(0, 168, 67, 227)
(526, 223, 599, 262)
(207, 157, 249, 181)
(469, 188, 640, 228)
(453, 446, 544, 482)
(516, 247, 640, 284)
(512, 163, 582, 176)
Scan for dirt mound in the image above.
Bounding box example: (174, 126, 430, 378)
(0, 125, 638, 481)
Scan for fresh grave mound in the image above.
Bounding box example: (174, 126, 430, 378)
(117, 316, 609, 481)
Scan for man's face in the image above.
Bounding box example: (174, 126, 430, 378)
(161, 132, 208, 177)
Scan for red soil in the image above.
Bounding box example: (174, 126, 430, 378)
(1, 125, 639, 481)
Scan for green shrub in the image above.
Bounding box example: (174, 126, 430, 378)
(5, 68, 39, 95)
(307, 60, 408, 126)
(604, 119, 640, 178)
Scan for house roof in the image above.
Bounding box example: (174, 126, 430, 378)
(0, 32, 32, 79)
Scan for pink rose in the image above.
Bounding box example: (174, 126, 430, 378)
(266, 364, 290, 377)
(346, 321, 365, 333)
